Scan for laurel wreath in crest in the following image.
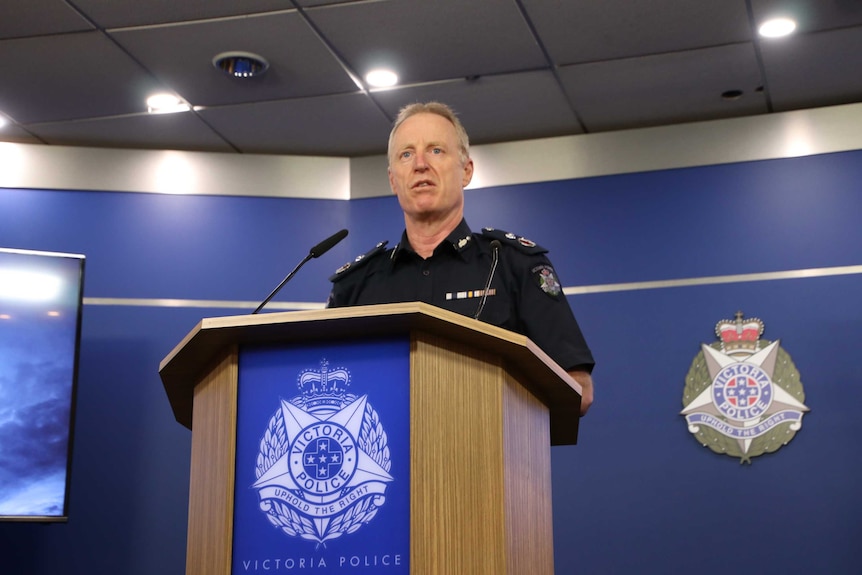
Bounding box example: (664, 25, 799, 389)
(682, 340, 806, 462)
(255, 397, 391, 543)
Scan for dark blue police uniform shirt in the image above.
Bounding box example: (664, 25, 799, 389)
(327, 219, 594, 373)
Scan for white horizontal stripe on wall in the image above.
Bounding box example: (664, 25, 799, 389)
(82, 264, 862, 309)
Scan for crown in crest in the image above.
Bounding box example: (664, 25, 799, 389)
(297, 359, 350, 410)
(715, 311, 764, 355)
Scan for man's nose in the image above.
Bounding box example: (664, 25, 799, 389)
(413, 150, 429, 170)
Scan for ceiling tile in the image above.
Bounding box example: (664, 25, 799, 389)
(0, 0, 93, 39)
(521, 0, 752, 65)
(0, 32, 167, 124)
(372, 71, 585, 146)
(109, 11, 359, 107)
(70, 0, 292, 28)
(294, 0, 368, 7)
(559, 43, 767, 132)
(751, 0, 862, 32)
(761, 25, 862, 111)
(198, 93, 392, 156)
(305, 0, 547, 85)
(0, 124, 43, 145)
(27, 112, 235, 152)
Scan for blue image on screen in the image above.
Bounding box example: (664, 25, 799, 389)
(0, 248, 84, 521)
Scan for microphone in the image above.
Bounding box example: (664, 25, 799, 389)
(252, 229, 348, 314)
(309, 229, 349, 258)
(473, 239, 501, 320)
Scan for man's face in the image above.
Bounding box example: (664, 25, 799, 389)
(388, 113, 473, 223)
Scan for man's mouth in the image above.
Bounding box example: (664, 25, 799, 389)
(412, 180, 434, 189)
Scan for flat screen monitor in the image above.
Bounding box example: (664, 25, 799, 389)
(0, 247, 85, 522)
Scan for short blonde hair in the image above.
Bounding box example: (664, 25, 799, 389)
(388, 102, 470, 164)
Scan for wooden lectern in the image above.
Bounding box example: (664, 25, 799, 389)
(159, 302, 582, 575)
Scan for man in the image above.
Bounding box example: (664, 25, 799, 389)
(327, 102, 594, 414)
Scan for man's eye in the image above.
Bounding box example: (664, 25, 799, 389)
(431, 148, 443, 154)
(400, 151, 412, 159)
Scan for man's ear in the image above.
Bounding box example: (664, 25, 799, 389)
(462, 158, 474, 187)
(388, 166, 397, 195)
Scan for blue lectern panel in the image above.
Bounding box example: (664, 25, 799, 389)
(233, 338, 410, 574)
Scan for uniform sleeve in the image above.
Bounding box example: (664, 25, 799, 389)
(326, 242, 389, 308)
(512, 252, 595, 372)
(326, 282, 349, 308)
(326, 262, 365, 308)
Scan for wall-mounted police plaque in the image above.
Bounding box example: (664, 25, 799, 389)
(680, 312, 809, 464)
(233, 338, 410, 573)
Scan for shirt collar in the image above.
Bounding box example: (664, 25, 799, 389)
(390, 218, 474, 261)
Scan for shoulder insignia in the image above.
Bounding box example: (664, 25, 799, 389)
(481, 227, 548, 254)
(532, 264, 562, 298)
(329, 240, 389, 282)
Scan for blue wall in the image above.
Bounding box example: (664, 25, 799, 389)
(1, 149, 861, 574)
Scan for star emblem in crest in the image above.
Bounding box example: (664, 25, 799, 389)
(253, 395, 393, 536)
(681, 340, 809, 457)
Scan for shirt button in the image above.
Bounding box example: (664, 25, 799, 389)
(422, 270, 430, 276)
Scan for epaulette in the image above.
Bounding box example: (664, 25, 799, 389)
(481, 227, 548, 254)
(329, 240, 389, 282)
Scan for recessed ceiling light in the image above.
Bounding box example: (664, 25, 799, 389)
(759, 17, 797, 38)
(365, 69, 398, 88)
(0, 115, 7, 129)
(213, 51, 269, 78)
(146, 93, 190, 114)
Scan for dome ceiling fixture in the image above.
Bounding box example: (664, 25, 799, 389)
(365, 69, 399, 88)
(758, 17, 797, 38)
(146, 93, 191, 114)
(213, 51, 270, 78)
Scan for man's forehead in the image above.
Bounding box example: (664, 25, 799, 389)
(393, 113, 457, 143)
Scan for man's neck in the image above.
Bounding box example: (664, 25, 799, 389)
(404, 211, 462, 259)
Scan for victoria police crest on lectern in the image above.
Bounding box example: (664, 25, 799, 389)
(232, 340, 410, 573)
(252, 360, 393, 543)
(680, 312, 810, 463)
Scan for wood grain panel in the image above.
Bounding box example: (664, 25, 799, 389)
(410, 331, 507, 574)
(503, 373, 554, 574)
(186, 346, 238, 575)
